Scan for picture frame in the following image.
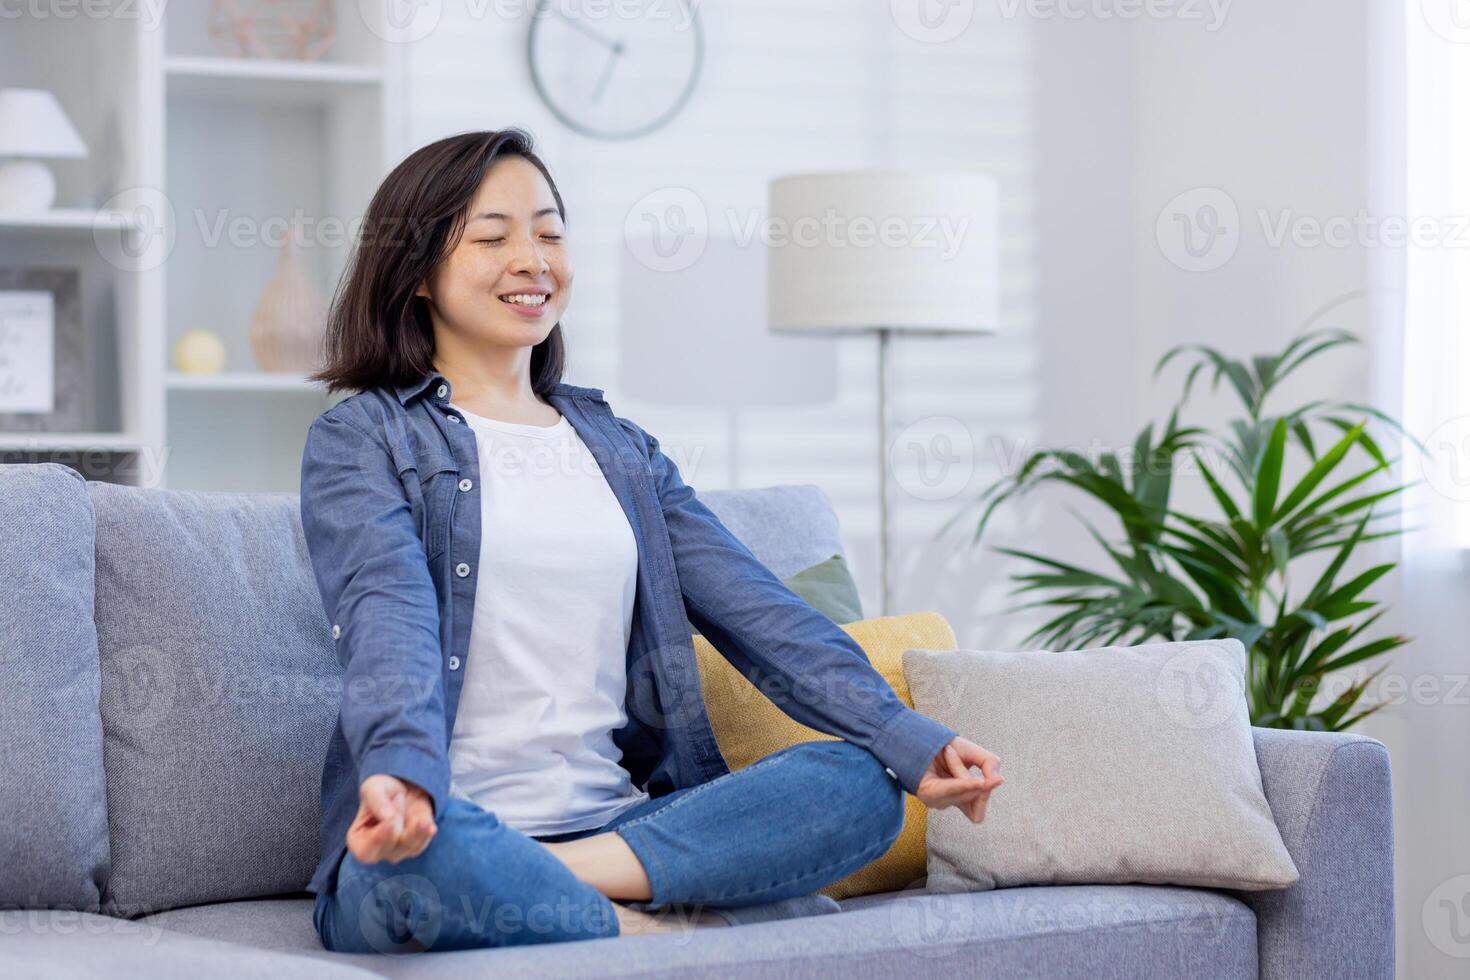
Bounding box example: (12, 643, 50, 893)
(0, 267, 85, 433)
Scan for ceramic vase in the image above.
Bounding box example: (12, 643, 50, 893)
(250, 235, 327, 373)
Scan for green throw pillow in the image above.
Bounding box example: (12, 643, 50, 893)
(784, 553, 864, 624)
(690, 553, 863, 631)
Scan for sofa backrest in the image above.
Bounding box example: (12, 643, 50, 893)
(0, 461, 846, 916)
(698, 484, 847, 579)
(88, 481, 339, 918)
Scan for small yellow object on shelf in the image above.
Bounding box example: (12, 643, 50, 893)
(174, 330, 227, 374)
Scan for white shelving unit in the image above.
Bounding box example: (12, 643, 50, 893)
(0, 3, 407, 489)
(0, 209, 140, 232)
(0, 432, 148, 452)
(165, 371, 328, 393)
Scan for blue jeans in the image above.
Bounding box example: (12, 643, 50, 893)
(312, 740, 904, 953)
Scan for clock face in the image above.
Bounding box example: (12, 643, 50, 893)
(527, 0, 703, 140)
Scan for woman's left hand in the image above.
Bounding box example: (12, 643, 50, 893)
(915, 736, 1003, 823)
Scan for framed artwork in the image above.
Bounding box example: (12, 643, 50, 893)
(0, 267, 84, 433)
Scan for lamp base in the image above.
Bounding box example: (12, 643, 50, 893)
(0, 160, 58, 214)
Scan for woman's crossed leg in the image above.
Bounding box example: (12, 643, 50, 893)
(313, 739, 904, 953)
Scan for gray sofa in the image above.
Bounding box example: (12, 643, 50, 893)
(0, 462, 1394, 978)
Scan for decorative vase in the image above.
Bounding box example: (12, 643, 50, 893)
(249, 234, 327, 373)
(208, 0, 336, 62)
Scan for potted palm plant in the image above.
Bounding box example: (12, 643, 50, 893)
(944, 326, 1419, 731)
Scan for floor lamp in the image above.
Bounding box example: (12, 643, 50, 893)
(766, 172, 1000, 616)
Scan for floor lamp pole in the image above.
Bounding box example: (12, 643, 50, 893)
(876, 327, 892, 617)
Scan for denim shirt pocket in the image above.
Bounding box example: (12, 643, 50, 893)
(405, 451, 460, 562)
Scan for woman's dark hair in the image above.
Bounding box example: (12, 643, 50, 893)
(310, 128, 568, 396)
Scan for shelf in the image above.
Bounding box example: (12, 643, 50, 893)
(164, 55, 384, 103)
(167, 371, 331, 394)
(0, 209, 139, 233)
(0, 432, 145, 452)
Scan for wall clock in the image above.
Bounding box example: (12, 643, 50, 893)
(527, 0, 703, 140)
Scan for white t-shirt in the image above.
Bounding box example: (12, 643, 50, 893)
(445, 400, 651, 835)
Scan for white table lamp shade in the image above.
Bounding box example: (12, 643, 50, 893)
(0, 89, 88, 158)
(767, 171, 999, 335)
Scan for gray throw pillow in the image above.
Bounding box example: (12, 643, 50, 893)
(0, 464, 109, 912)
(904, 639, 1299, 893)
(90, 484, 339, 916)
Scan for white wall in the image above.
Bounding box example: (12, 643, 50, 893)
(1133, 1, 1373, 429)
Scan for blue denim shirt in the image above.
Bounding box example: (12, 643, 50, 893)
(297, 370, 958, 895)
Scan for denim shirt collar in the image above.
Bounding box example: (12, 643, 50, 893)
(394, 370, 605, 406)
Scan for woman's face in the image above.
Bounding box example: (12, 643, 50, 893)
(416, 155, 572, 352)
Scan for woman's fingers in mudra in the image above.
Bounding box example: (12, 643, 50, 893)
(916, 737, 1004, 823)
(348, 774, 438, 863)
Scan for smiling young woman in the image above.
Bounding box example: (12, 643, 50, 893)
(299, 128, 1002, 955)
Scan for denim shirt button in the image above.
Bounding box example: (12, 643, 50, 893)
(331, 624, 340, 640)
(448, 655, 461, 670)
(455, 562, 471, 578)
(448, 415, 461, 423)
(436, 384, 448, 398)
(458, 478, 472, 492)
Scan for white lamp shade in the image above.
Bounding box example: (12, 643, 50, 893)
(767, 171, 999, 335)
(0, 89, 88, 159)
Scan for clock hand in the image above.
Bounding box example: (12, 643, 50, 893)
(560, 13, 619, 51)
(591, 45, 625, 103)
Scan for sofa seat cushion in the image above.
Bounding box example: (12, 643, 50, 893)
(141, 894, 324, 956)
(0, 909, 377, 979)
(0, 463, 109, 913)
(141, 884, 1256, 979)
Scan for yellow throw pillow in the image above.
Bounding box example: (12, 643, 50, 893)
(692, 611, 957, 900)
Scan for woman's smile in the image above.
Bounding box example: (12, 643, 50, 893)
(498, 288, 553, 317)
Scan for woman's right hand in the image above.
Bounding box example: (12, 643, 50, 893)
(347, 774, 438, 864)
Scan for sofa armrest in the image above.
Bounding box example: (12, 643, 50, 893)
(1231, 728, 1394, 980)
